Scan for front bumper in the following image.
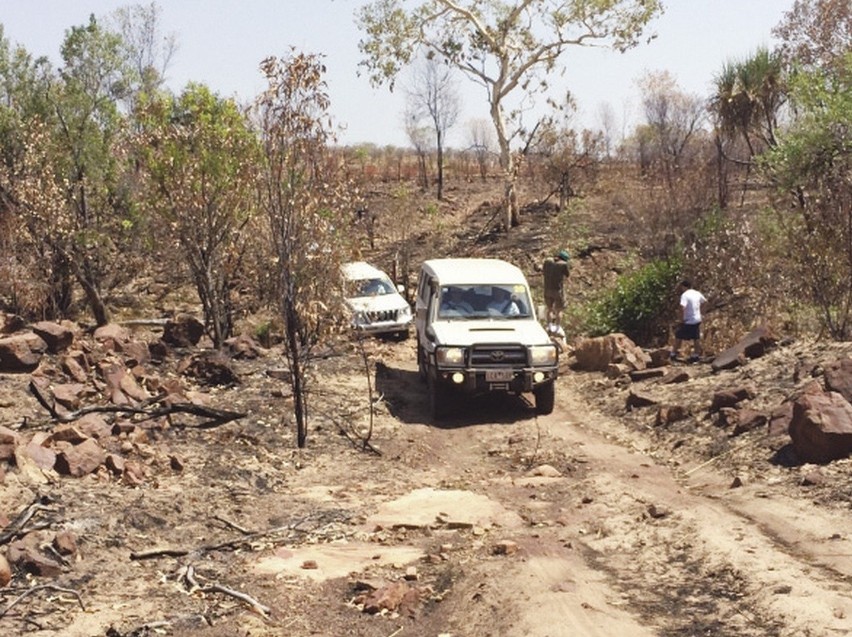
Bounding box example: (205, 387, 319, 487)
(433, 366, 558, 393)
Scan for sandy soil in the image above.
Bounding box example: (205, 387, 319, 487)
(2, 331, 851, 637)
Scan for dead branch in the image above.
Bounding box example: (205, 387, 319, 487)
(28, 380, 245, 428)
(130, 512, 349, 561)
(181, 565, 270, 617)
(0, 584, 85, 619)
(0, 495, 55, 546)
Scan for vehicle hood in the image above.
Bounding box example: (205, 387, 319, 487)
(431, 319, 551, 346)
(346, 295, 410, 313)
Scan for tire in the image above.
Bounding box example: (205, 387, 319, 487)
(417, 343, 427, 382)
(534, 382, 555, 415)
(428, 374, 449, 421)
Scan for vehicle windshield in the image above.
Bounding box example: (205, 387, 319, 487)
(437, 284, 531, 319)
(349, 277, 396, 298)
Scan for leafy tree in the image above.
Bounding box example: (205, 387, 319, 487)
(0, 16, 137, 325)
(135, 84, 259, 347)
(759, 55, 852, 339)
(356, 0, 662, 230)
(582, 256, 682, 344)
(773, 0, 851, 72)
(406, 55, 460, 200)
(253, 51, 353, 448)
(710, 48, 786, 207)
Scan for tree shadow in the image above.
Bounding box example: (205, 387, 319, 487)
(374, 361, 535, 427)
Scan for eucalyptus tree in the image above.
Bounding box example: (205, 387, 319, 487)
(357, 0, 662, 229)
(135, 84, 259, 348)
(253, 51, 353, 448)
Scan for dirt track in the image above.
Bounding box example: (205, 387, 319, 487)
(2, 337, 852, 636)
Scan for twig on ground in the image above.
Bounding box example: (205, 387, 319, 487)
(0, 496, 55, 546)
(0, 584, 85, 619)
(213, 515, 254, 535)
(683, 437, 756, 476)
(182, 565, 270, 617)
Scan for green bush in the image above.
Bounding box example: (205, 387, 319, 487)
(582, 256, 682, 345)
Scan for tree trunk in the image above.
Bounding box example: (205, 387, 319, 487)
(284, 300, 308, 448)
(436, 130, 444, 201)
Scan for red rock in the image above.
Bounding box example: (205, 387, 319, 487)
(789, 391, 852, 464)
(32, 321, 74, 353)
(55, 438, 107, 477)
(53, 531, 77, 556)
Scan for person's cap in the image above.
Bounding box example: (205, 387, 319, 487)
(557, 249, 570, 261)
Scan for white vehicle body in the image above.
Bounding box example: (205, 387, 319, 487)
(343, 261, 412, 338)
(414, 258, 559, 419)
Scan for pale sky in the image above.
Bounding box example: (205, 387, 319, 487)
(0, 0, 791, 147)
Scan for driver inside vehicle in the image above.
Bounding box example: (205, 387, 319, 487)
(439, 286, 475, 316)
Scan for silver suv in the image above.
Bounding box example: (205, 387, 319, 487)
(414, 258, 559, 419)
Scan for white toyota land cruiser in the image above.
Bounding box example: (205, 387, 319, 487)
(414, 258, 559, 420)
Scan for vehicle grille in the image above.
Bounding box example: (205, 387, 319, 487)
(364, 309, 400, 324)
(469, 344, 527, 367)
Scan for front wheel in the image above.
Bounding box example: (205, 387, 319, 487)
(533, 382, 555, 415)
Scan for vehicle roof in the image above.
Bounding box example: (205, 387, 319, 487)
(342, 261, 388, 280)
(420, 258, 529, 286)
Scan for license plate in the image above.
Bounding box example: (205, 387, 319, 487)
(485, 370, 513, 382)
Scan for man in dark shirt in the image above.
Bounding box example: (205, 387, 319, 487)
(543, 249, 571, 329)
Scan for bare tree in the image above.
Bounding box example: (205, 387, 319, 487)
(406, 55, 460, 200)
(638, 71, 706, 192)
(404, 107, 432, 190)
(466, 118, 494, 181)
(109, 1, 177, 96)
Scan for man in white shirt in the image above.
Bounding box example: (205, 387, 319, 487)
(487, 286, 520, 316)
(670, 280, 707, 363)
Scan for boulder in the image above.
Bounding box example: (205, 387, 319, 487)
(824, 357, 852, 404)
(224, 334, 263, 359)
(163, 314, 205, 347)
(31, 321, 74, 353)
(656, 404, 689, 425)
(54, 438, 107, 477)
(789, 391, 852, 464)
(574, 333, 651, 372)
(177, 352, 240, 386)
(711, 325, 777, 372)
(94, 323, 131, 350)
(630, 368, 666, 382)
(0, 333, 47, 373)
(710, 385, 757, 412)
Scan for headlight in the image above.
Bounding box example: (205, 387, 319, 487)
(529, 344, 557, 366)
(400, 305, 412, 318)
(436, 347, 465, 366)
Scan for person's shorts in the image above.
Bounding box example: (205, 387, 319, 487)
(675, 322, 701, 341)
(544, 293, 564, 311)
